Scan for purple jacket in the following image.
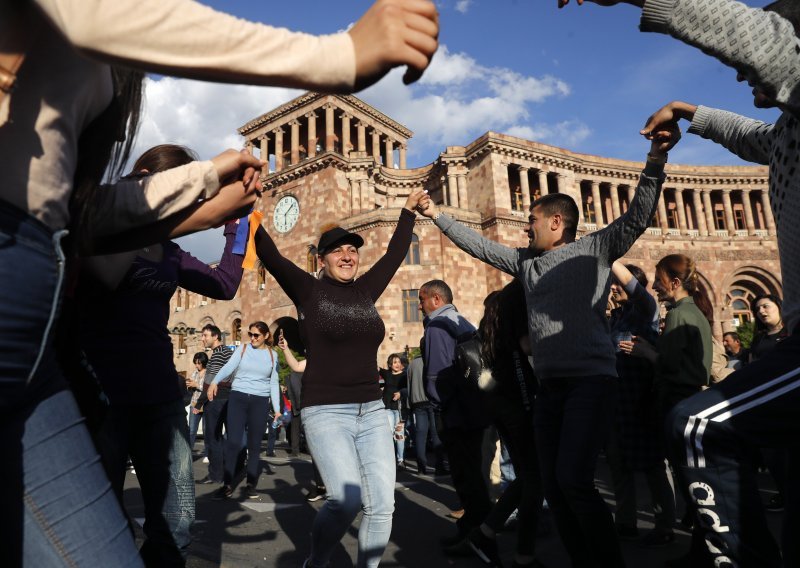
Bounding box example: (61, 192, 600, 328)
(78, 222, 243, 405)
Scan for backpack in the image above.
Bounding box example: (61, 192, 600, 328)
(454, 331, 496, 392)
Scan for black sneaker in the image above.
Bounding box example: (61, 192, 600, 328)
(306, 486, 326, 502)
(195, 476, 216, 485)
(465, 528, 501, 566)
(765, 493, 785, 512)
(211, 485, 233, 500)
(244, 484, 258, 498)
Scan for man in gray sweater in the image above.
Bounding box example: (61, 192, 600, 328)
(558, 0, 800, 566)
(420, 130, 676, 566)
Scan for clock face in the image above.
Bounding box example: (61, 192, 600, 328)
(273, 195, 300, 233)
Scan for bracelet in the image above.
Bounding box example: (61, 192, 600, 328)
(646, 152, 668, 165)
(433, 211, 444, 221)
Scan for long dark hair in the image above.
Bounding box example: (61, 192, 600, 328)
(70, 67, 145, 251)
(479, 280, 526, 369)
(132, 144, 197, 174)
(655, 254, 714, 326)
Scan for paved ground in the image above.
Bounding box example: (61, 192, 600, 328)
(123, 442, 783, 568)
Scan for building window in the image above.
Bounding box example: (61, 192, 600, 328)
(583, 199, 596, 224)
(232, 318, 242, 344)
(257, 263, 267, 290)
(714, 206, 726, 230)
(403, 289, 423, 323)
(511, 185, 523, 211)
(307, 245, 318, 273)
(733, 208, 746, 230)
(405, 234, 420, 265)
(667, 204, 679, 229)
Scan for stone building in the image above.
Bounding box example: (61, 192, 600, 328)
(168, 93, 781, 375)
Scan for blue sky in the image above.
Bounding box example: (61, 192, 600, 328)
(155, 0, 780, 260)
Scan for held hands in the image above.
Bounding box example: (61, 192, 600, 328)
(647, 120, 682, 157)
(404, 188, 430, 212)
(641, 101, 697, 143)
(349, 0, 439, 90)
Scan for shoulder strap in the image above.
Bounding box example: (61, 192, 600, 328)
(0, 4, 41, 125)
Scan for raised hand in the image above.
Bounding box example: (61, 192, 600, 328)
(211, 148, 265, 187)
(641, 101, 698, 141)
(648, 120, 682, 156)
(349, 0, 439, 90)
(403, 188, 429, 212)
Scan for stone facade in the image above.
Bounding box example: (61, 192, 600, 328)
(168, 93, 781, 375)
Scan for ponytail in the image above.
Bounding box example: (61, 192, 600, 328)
(656, 254, 714, 325)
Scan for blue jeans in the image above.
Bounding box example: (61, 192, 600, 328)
(224, 391, 271, 485)
(96, 398, 195, 565)
(188, 409, 203, 453)
(0, 201, 141, 566)
(302, 400, 395, 568)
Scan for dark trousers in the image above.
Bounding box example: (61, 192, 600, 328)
(289, 413, 303, 454)
(203, 391, 229, 483)
(224, 391, 271, 486)
(668, 332, 800, 568)
(485, 389, 543, 557)
(437, 412, 491, 534)
(96, 398, 194, 567)
(413, 404, 443, 472)
(535, 376, 624, 568)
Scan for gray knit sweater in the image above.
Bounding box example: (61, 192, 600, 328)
(641, 0, 800, 332)
(434, 162, 664, 380)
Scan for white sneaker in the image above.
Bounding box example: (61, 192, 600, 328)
(202, 457, 209, 464)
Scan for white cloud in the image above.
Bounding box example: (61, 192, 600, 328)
(455, 0, 473, 14)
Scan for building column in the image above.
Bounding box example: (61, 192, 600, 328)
(273, 127, 284, 172)
(537, 170, 548, 199)
(371, 129, 381, 162)
(557, 174, 583, 223)
(350, 178, 360, 213)
(259, 135, 268, 162)
(692, 189, 709, 236)
(306, 112, 317, 159)
(356, 121, 366, 152)
(518, 167, 531, 212)
(359, 179, 370, 212)
(341, 113, 352, 156)
(722, 189, 736, 236)
(702, 190, 716, 234)
(741, 189, 757, 236)
(399, 145, 407, 169)
(674, 188, 689, 235)
(447, 173, 459, 208)
(246, 140, 254, 155)
(385, 138, 394, 168)
(609, 182, 621, 221)
(626, 185, 635, 210)
(289, 119, 300, 165)
(761, 190, 777, 236)
(591, 181, 603, 227)
(324, 104, 335, 152)
(457, 172, 468, 209)
(657, 193, 669, 234)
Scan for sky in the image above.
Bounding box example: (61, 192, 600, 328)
(140, 0, 781, 261)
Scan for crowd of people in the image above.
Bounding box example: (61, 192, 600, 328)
(2, 0, 798, 567)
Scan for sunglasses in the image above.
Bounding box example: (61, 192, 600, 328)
(248, 332, 263, 339)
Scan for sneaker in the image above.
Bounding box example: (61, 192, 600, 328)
(202, 457, 210, 464)
(306, 486, 326, 502)
(640, 529, 675, 548)
(244, 484, 258, 498)
(765, 493, 785, 512)
(465, 528, 501, 565)
(264, 464, 276, 476)
(446, 508, 465, 520)
(211, 485, 233, 500)
(195, 476, 216, 485)
(265, 451, 276, 457)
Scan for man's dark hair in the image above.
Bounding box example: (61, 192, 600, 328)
(202, 324, 222, 340)
(722, 332, 741, 343)
(625, 264, 648, 288)
(420, 279, 453, 304)
(530, 193, 579, 238)
(765, 0, 800, 35)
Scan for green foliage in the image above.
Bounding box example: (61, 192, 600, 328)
(736, 320, 756, 349)
(276, 348, 305, 385)
(406, 347, 421, 361)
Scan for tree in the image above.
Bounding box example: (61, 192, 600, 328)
(736, 320, 756, 349)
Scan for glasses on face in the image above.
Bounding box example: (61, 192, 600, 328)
(248, 332, 262, 339)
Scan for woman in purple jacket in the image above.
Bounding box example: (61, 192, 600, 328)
(77, 145, 245, 567)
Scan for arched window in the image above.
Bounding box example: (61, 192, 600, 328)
(257, 262, 266, 290)
(232, 318, 242, 345)
(404, 234, 420, 265)
(307, 245, 318, 273)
